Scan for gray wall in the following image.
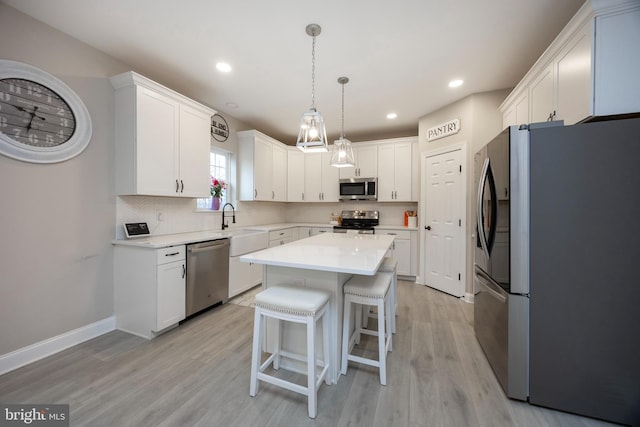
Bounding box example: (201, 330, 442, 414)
(418, 89, 509, 297)
(0, 4, 131, 354)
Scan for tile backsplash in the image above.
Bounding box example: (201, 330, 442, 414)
(115, 196, 418, 239)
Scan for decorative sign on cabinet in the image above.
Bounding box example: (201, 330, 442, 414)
(110, 71, 215, 198)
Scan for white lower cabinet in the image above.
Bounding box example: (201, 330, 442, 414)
(269, 228, 295, 247)
(114, 245, 186, 339)
(376, 229, 417, 277)
(229, 256, 262, 298)
(310, 227, 332, 236)
(156, 259, 187, 331)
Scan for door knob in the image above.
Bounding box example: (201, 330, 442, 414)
(425, 226, 431, 230)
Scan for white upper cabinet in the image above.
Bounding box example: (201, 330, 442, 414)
(529, 63, 555, 123)
(287, 148, 305, 202)
(111, 71, 214, 197)
(503, 92, 529, 129)
(338, 144, 378, 179)
(377, 138, 416, 202)
(304, 152, 339, 202)
(272, 144, 288, 202)
(237, 130, 288, 201)
(555, 23, 592, 125)
(500, 1, 640, 126)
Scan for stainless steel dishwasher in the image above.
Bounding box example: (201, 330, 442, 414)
(185, 239, 230, 317)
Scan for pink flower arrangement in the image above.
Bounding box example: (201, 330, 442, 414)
(210, 176, 226, 198)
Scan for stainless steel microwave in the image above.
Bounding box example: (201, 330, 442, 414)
(339, 177, 377, 200)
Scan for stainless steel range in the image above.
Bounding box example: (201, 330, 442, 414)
(333, 210, 379, 234)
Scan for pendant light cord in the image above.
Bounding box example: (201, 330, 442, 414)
(311, 32, 316, 110)
(340, 81, 345, 139)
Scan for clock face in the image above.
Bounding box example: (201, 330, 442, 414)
(0, 60, 92, 163)
(0, 78, 76, 147)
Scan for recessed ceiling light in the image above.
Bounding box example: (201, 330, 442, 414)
(216, 62, 232, 73)
(386, 113, 397, 120)
(448, 79, 463, 88)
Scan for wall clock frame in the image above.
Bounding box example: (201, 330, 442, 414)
(0, 60, 92, 163)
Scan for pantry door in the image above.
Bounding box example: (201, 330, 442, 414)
(421, 146, 466, 297)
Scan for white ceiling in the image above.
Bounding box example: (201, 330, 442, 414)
(3, 0, 585, 144)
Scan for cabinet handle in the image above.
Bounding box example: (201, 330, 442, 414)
(175, 179, 180, 193)
(254, 189, 257, 199)
(387, 232, 397, 235)
(165, 252, 180, 257)
(302, 192, 304, 201)
(319, 192, 322, 200)
(182, 264, 185, 279)
(272, 191, 275, 199)
(180, 180, 184, 193)
(547, 110, 556, 122)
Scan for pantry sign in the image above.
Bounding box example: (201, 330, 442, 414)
(427, 118, 460, 142)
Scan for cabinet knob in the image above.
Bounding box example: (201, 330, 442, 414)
(425, 226, 432, 230)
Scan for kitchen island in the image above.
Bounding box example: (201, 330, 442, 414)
(240, 232, 395, 383)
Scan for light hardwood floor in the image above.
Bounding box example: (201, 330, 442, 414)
(0, 281, 619, 426)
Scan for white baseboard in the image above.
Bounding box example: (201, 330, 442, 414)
(0, 316, 116, 375)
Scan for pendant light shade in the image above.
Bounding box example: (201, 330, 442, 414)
(330, 77, 355, 167)
(296, 24, 328, 153)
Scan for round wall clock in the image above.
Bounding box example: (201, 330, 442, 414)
(0, 60, 92, 163)
(211, 113, 229, 142)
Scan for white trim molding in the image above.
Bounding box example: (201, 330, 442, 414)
(0, 317, 115, 375)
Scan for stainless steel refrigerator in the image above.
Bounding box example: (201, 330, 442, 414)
(474, 116, 640, 426)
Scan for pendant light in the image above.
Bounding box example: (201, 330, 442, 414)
(296, 24, 328, 153)
(330, 77, 355, 167)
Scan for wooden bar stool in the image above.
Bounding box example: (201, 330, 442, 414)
(341, 272, 393, 385)
(249, 286, 331, 419)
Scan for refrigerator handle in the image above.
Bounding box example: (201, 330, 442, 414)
(477, 158, 491, 260)
(486, 161, 498, 254)
(474, 264, 507, 304)
(476, 157, 498, 259)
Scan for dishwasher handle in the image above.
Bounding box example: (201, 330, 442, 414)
(188, 239, 230, 254)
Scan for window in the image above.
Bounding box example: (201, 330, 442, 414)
(197, 149, 231, 210)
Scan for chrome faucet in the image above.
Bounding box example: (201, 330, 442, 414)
(221, 202, 236, 230)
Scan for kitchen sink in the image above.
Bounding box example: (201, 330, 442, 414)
(228, 229, 269, 256)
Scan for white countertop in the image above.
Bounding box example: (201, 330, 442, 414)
(112, 229, 237, 248)
(112, 222, 416, 249)
(239, 232, 395, 275)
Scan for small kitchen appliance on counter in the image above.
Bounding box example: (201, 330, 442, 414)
(123, 222, 150, 238)
(333, 210, 379, 234)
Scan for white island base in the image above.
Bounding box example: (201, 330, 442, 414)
(241, 233, 395, 384)
(262, 266, 352, 384)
